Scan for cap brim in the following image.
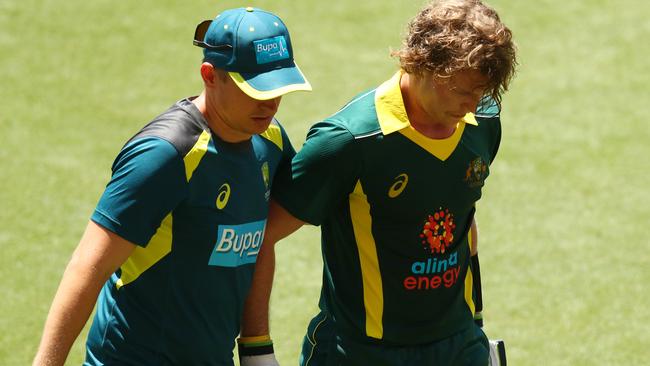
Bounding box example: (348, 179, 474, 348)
(229, 64, 312, 100)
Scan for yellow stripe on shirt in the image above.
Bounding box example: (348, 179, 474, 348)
(349, 180, 384, 339)
(183, 130, 211, 182)
(117, 131, 211, 288)
(260, 124, 283, 151)
(117, 213, 173, 289)
(464, 229, 476, 315)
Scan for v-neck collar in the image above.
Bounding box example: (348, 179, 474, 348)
(374, 71, 478, 161)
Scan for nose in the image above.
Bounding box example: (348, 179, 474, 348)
(461, 94, 482, 114)
(259, 96, 282, 113)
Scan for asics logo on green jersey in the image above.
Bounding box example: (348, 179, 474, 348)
(388, 173, 408, 198)
(216, 183, 231, 209)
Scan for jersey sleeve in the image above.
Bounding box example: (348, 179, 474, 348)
(91, 137, 188, 246)
(490, 119, 502, 163)
(272, 119, 360, 226)
(279, 121, 297, 167)
(475, 96, 502, 163)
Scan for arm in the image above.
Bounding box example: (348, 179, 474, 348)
(469, 216, 483, 327)
(33, 221, 135, 366)
(470, 216, 478, 256)
(238, 120, 357, 363)
(241, 199, 305, 337)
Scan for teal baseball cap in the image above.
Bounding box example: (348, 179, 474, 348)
(194, 7, 312, 100)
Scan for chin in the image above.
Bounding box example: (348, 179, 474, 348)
(251, 120, 273, 134)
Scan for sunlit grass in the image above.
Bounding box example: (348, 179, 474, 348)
(1, 0, 648, 365)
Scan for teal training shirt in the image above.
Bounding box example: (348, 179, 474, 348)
(273, 72, 501, 345)
(85, 98, 294, 365)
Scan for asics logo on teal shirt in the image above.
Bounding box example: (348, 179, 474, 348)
(208, 220, 266, 267)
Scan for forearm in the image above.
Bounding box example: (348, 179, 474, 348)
(33, 254, 106, 365)
(241, 240, 276, 337)
(33, 221, 135, 366)
(241, 200, 305, 337)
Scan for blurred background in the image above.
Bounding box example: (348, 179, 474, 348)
(1, 0, 648, 364)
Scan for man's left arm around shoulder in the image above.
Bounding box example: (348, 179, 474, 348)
(239, 199, 305, 366)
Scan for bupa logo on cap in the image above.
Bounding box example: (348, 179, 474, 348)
(253, 36, 290, 64)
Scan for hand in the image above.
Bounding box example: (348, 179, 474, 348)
(238, 336, 279, 366)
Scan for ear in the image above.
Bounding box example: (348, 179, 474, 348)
(200, 62, 216, 86)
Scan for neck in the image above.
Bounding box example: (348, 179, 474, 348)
(412, 121, 457, 139)
(192, 92, 251, 143)
(400, 73, 456, 139)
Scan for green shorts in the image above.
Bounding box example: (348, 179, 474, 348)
(299, 311, 489, 366)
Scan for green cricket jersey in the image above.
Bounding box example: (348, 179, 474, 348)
(274, 71, 501, 345)
(86, 98, 294, 365)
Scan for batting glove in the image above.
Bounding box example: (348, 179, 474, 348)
(488, 339, 507, 366)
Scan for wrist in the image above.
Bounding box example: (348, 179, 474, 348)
(238, 335, 274, 356)
(238, 336, 279, 366)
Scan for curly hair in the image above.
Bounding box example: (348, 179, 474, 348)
(393, 0, 517, 106)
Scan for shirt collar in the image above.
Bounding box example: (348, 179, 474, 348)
(374, 70, 478, 136)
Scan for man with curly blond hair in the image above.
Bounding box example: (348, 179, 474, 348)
(239, 0, 517, 365)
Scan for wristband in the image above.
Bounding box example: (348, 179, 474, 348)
(238, 335, 279, 366)
(238, 335, 274, 356)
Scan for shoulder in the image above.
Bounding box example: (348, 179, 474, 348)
(474, 96, 502, 134)
(468, 96, 503, 161)
(319, 88, 382, 139)
(475, 96, 501, 119)
(111, 137, 185, 181)
(258, 118, 289, 152)
(127, 99, 211, 158)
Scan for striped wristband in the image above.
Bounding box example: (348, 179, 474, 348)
(237, 335, 275, 356)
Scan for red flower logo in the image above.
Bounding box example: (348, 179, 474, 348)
(420, 208, 456, 254)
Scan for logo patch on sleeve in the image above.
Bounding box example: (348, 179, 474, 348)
(253, 36, 289, 64)
(208, 220, 266, 267)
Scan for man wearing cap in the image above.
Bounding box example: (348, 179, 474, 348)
(33, 7, 309, 366)
(241, 0, 517, 365)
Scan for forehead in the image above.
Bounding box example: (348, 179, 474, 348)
(448, 69, 489, 90)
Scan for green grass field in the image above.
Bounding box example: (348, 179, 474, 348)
(1, 0, 648, 365)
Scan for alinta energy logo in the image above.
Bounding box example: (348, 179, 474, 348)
(420, 208, 455, 254)
(403, 207, 461, 291)
(464, 157, 488, 187)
